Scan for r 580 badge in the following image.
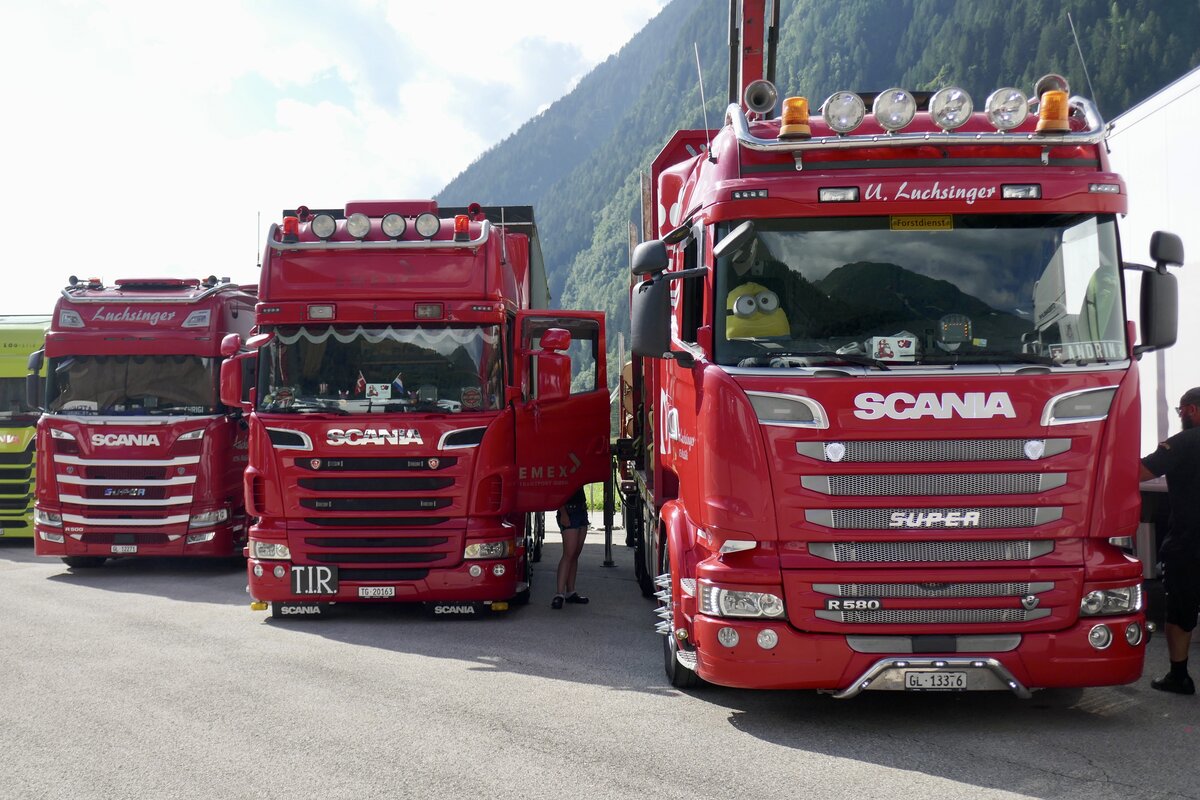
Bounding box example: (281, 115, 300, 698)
(823, 598, 882, 611)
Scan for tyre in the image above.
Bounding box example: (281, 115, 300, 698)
(634, 534, 654, 598)
(513, 526, 533, 606)
(61, 556, 106, 568)
(531, 512, 544, 563)
(660, 545, 701, 688)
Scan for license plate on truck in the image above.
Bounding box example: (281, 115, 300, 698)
(291, 565, 338, 595)
(111, 545, 137, 554)
(358, 586, 395, 599)
(904, 671, 967, 690)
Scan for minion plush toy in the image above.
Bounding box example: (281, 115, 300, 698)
(726, 282, 789, 338)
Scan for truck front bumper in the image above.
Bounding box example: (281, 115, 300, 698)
(689, 612, 1147, 694)
(33, 522, 246, 558)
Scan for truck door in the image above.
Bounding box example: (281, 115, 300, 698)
(512, 310, 609, 512)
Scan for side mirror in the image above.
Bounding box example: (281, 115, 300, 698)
(25, 349, 44, 411)
(1133, 268, 1178, 357)
(540, 327, 571, 352)
(220, 353, 252, 410)
(631, 240, 669, 276)
(27, 349, 44, 372)
(220, 333, 243, 358)
(1150, 231, 1184, 272)
(630, 276, 671, 357)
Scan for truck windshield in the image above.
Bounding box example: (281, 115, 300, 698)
(0, 376, 40, 420)
(714, 214, 1125, 369)
(257, 325, 504, 414)
(46, 355, 218, 415)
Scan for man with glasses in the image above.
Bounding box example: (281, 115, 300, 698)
(1139, 387, 1200, 694)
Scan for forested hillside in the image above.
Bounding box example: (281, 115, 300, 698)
(436, 0, 1200, 382)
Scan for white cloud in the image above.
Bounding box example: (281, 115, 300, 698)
(0, 0, 667, 313)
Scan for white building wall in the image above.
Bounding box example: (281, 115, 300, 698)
(1108, 66, 1200, 454)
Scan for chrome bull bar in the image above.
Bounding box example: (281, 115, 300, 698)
(827, 656, 1032, 700)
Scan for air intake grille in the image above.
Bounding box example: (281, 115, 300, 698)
(816, 581, 1054, 598)
(817, 608, 1052, 624)
(809, 539, 1055, 563)
(797, 438, 1070, 463)
(811, 473, 1063, 496)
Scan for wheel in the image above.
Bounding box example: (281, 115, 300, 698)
(531, 511, 544, 563)
(631, 502, 653, 597)
(62, 556, 106, 568)
(660, 545, 701, 688)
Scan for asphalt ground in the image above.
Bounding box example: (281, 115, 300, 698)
(1, 519, 1197, 800)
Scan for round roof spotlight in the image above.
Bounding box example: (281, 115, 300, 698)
(985, 87, 1029, 131)
(823, 91, 866, 134)
(346, 212, 371, 239)
(1033, 73, 1070, 100)
(381, 213, 407, 239)
(929, 86, 974, 130)
(310, 214, 337, 240)
(872, 88, 916, 132)
(414, 212, 441, 240)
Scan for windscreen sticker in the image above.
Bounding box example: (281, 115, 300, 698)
(889, 215, 954, 231)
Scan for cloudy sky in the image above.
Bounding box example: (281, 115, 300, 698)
(1, 0, 667, 314)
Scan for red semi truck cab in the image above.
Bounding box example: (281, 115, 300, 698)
(32, 277, 257, 567)
(224, 201, 609, 618)
(622, 7, 1182, 696)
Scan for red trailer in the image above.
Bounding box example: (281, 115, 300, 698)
(222, 202, 609, 617)
(32, 277, 257, 566)
(619, 1, 1182, 695)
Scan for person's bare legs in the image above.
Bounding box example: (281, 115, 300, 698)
(557, 525, 586, 594)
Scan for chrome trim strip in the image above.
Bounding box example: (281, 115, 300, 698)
(53, 455, 201, 467)
(59, 495, 193, 506)
(721, 362, 1127, 377)
(845, 635, 1022, 654)
(438, 427, 487, 450)
(46, 415, 220, 425)
(56, 475, 197, 486)
(60, 284, 242, 305)
(61, 513, 190, 526)
(267, 220, 491, 251)
(829, 657, 1031, 699)
(727, 97, 1106, 152)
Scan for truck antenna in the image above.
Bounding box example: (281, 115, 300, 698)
(1066, 12, 1100, 116)
(694, 42, 714, 162)
(256, 211, 262, 270)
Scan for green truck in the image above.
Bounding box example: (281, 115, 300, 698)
(0, 315, 50, 539)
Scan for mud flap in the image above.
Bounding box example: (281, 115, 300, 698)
(271, 602, 337, 620)
(424, 600, 510, 618)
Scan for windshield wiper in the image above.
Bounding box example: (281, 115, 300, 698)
(739, 351, 891, 370)
(267, 402, 351, 415)
(938, 353, 1065, 367)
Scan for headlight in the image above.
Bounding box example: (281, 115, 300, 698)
(1042, 387, 1117, 425)
(929, 86, 973, 130)
(310, 214, 337, 239)
(177, 429, 205, 441)
(746, 391, 827, 427)
(823, 91, 865, 133)
(35, 508, 62, 526)
(189, 508, 230, 528)
(414, 213, 441, 239)
(346, 212, 371, 239)
(50, 429, 76, 441)
(463, 540, 514, 559)
(381, 213, 407, 238)
(872, 88, 916, 131)
(985, 87, 1029, 130)
(1080, 585, 1143, 616)
(251, 541, 291, 560)
(699, 585, 786, 619)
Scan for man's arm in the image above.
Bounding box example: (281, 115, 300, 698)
(1139, 463, 1157, 482)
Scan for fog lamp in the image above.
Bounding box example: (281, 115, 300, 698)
(716, 627, 740, 648)
(823, 91, 865, 133)
(872, 88, 916, 131)
(253, 563, 263, 577)
(469, 565, 483, 578)
(346, 212, 370, 239)
(310, 214, 336, 239)
(1088, 624, 1113, 650)
(1125, 622, 1143, 646)
(757, 629, 779, 650)
(273, 565, 286, 579)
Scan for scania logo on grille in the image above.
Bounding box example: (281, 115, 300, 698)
(889, 511, 981, 528)
(91, 433, 161, 447)
(310, 459, 322, 469)
(326, 428, 422, 446)
(427, 458, 440, 470)
(854, 391, 1016, 420)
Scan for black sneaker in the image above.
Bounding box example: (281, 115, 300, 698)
(551, 595, 564, 610)
(565, 592, 589, 604)
(1150, 672, 1196, 695)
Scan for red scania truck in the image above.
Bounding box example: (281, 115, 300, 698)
(31, 277, 257, 566)
(221, 202, 609, 618)
(620, 1, 1182, 695)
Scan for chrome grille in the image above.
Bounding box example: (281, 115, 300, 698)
(817, 608, 1052, 624)
(809, 540, 1055, 563)
(796, 438, 1071, 463)
(804, 473, 1065, 496)
(807, 506, 1062, 529)
(814, 581, 1054, 598)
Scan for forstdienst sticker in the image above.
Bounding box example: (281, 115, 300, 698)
(890, 215, 954, 231)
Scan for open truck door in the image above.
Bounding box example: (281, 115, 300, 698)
(512, 310, 609, 512)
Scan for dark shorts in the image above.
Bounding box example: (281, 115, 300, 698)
(1162, 555, 1200, 632)
(559, 489, 589, 530)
